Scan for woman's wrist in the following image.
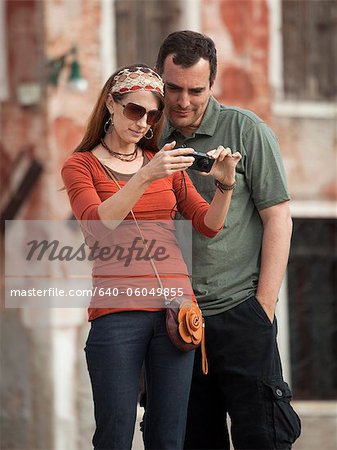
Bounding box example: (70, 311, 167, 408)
(135, 167, 153, 186)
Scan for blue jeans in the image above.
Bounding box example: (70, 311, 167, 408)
(85, 311, 194, 450)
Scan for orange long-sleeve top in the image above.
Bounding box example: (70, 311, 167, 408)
(61, 150, 221, 321)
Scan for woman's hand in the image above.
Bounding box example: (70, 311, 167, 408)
(206, 146, 242, 185)
(141, 141, 195, 182)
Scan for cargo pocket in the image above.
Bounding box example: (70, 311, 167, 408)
(264, 379, 301, 448)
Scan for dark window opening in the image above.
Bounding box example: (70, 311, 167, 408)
(288, 218, 337, 399)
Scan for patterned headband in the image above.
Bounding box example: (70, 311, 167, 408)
(110, 66, 164, 97)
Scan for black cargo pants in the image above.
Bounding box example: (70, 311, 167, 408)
(184, 296, 301, 450)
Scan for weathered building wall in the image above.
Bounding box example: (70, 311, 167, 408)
(202, 0, 271, 121)
(273, 116, 337, 202)
(44, 0, 104, 219)
(1, 1, 102, 449)
(1, 0, 46, 218)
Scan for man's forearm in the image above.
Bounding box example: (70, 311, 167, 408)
(256, 202, 293, 321)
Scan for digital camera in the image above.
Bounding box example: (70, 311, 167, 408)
(187, 152, 215, 173)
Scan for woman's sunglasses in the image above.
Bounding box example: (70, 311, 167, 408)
(118, 101, 163, 126)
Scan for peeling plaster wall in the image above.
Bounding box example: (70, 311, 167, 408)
(1, 1, 102, 449)
(44, 0, 104, 220)
(202, 0, 271, 120)
(273, 116, 337, 202)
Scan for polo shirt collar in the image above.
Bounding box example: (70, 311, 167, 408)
(162, 96, 221, 140)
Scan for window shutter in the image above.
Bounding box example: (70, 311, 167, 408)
(282, 0, 337, 101)
(115, 0, 181, 68)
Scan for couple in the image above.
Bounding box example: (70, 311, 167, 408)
(62, 31, 301, 450)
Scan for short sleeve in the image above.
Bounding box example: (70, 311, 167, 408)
(243, 123, 290, 210)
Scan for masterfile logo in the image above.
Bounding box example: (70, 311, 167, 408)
(4, 219, 193, 308)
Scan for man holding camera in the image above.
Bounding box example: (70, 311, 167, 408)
(156, 30, 301, 449)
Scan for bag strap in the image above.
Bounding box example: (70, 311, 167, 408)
(99, 161, 208, 374)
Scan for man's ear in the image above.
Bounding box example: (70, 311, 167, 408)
(106, 93, 114, 114)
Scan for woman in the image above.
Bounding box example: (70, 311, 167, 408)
(61, 65, 241, 450)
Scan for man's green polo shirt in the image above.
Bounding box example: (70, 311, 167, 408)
(160, 96, 290, 316)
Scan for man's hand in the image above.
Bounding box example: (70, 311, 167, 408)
(206, 146, 242, 185)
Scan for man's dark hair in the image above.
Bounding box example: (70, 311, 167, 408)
(156, 30, 217, 86)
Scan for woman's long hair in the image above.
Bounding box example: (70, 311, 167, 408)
(73, 64, 164, 154)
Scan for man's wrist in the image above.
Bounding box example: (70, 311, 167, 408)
(255, 293, 277, 308)
(215, 179, 236, 192)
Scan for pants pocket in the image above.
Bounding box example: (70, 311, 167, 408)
(250, 296, 273, 326)
(263, 379, 301, 448)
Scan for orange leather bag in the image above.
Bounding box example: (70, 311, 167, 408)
(166, 298, 208, 374)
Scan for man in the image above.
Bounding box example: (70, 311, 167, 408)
(155, 30, 301, 450)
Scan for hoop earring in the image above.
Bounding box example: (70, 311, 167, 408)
(104, 115, 113, 134)
(144, 128, 153, 140)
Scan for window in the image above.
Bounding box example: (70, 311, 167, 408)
(114, 0, 181, 68)
(282, 0, 337, 101)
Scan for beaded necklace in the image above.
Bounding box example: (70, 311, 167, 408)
(100, 138, 138, 162)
